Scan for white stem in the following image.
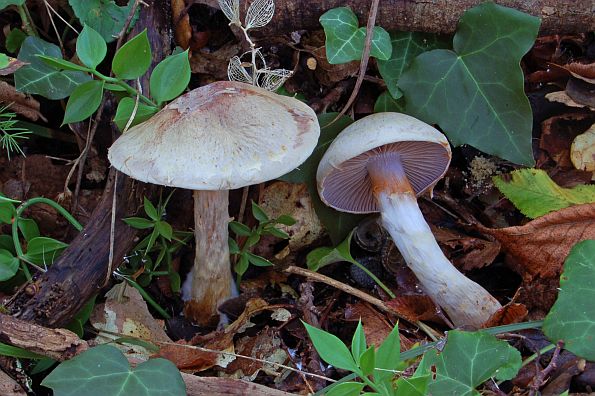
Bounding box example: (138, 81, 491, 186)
(376, 191, 502, 328)
(184, 190, 233, 326)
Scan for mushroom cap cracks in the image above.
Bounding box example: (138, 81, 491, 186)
(317, 112, 451, 214)
(108, 81, 320, 190)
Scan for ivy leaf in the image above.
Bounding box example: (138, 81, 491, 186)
(42, 344, 186, 396)
(373, 91, 405, 113)
(5, 28, 26, 53)
(543, 240, 595, 361)
(62, 80, 105, 125)
(15, 37, 91, 99)
(113, 98, 158, 130)
(494, 168, 595, 219)
(399, 3, 540, 166)
(319, 7, 391, 64)
(77, 24, 107, 69)
(69, 0, 139, 43)
(112, 30, 151, 79)
(418, 331, 521, 396)
(149, 50, 190, 104)
(0, 0, 24, 9)
(377, 31, 449, 99)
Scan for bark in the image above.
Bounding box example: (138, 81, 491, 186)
(6, 1, 171, 327)
(198, 0, 594, 35)
(0, 370, 25, 396)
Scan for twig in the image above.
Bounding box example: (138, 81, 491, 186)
(105, 171, 119, 287)
(330, 0, 380, 125)
(115, 0, 143, 48)
(528, 340, 564, 396)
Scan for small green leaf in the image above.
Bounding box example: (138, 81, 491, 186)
(326, 382, 365, 396)
(149, 50, 190, 104)
(494, 169, 595, 219)
(420, 331, 522, 396)
(229, 221, 251, 237)
(77, 25, 107, 69)
(169, 271, 181, 293)
(18, 218, 40, 241)
(377, 31, 449, 99)
(359, 346, 375, 376)
(23, 237, 68, 265)
(113, 97, 158, 130)
(112, 29, 151, 79)
(104, 83, 127, 92)
(0, 198, 15, 224)
(265, 227, 289, 239)
(251, 201, 270, 223)
(395, 374, 431, 396)
(156, 221, 173, 240)
(15, 37, 91, 99)
(69, 0, 139, 43)
(235, 253, 249, 276)
(319, 7, 392, 64)
(5, 28, 26, 53)
(42, 344, 186, 396)
(0, 342, 44, 360)
(246, 252, 273, 267)
(275, 214, 296, 226)
(351, 320, 366, 362)
(245, 233, 261, 248)
(37, 55, 90, 72)
(399, 3, 540, 166)
(228, 238, 240, 254)
(373, 91, 405, 113)
(0, 249, 19, 281)
(303, 321, 359, 372)
(123, 217, 155, 229)
(143, 197, 160, 221)
(543, 240, 595, 361)
(63, 80, 105, 125)
(375, 323, 402, 383)
(306, 229, 356, 271)
(0, 235, 15, 253)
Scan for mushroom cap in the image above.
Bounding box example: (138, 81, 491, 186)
(108, 81, 320, 190)
(317, 112, 451, 214)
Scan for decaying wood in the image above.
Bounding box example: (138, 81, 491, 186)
(181, 374, 293, 396)
(198, 0, 594, 35)
(0, 313, 87, 361)
(6, 1, 170, 327)
(0, 369, 26, 396)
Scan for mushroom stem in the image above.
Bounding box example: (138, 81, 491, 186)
(367, 154, 502, 328)
(184, 190, 233, 326)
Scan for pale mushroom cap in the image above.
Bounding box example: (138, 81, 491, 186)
(108, 81, 320, 190)
(317, 112, 452, 213)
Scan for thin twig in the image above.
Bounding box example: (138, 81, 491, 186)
(105, 171, 119, 287)
(115, 0, 143, 48)
(43, 0, 79, 36)
(43, 0, 65, 52)
(330, 0, 380, 125)
(528, 340, 564, 396)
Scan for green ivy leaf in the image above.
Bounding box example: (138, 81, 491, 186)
(0, 0, 24, 10)
(0, 249, 20, 281)
(113, 97, 158, 130)
(319, 7, 391, 64)
(373, 91, 405, 113)
(399, 3, 540, 166)
(23, 237, 68, 265)
(62, 80, 105, 125)
(494, 168, 595, 219)
(42, 344, 186, 396)
(279, 113, 362, 244)
(419, 331, 522, 396)
(112, 29, 151, 79)
(303, 321, 359, 372)
(543, 240, 595, 361)
(77, 25, 107, 69)
(377, 31, 449, 99)
(395, 375, 431, 396)
(69, 0, 139, 43)
(5, 28, 26, 53)
(15, 37, 91, 99)
(149, 50, 190, 104)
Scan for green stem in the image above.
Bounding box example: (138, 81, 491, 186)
(125, 278, 171, 319)
(91, 70, 157, 107)
(12, 197, 82, 276)
(349, 259, 395, 299)
(16, 4, 37, 37)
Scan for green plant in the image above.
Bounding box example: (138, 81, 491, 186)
(0, 194, 81, 282)
(305, 240, 595, 395)
(228, 201, 296, 283)
(0, 106, 31, 159)
(117, 193, 192, 317)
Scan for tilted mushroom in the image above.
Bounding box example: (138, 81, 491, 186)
(317, 112, 501, 328)
(109, 81, 320, 325)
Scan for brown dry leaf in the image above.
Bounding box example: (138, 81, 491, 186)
(570, 123, 595, 178)
(546, 91, 594, 110)
(385, 295, 441, 326)
(565, 62, 595, 83)
(0, 57, 27, 75)
(566, 78, 595, 108)
(482, 303, 528, 328)
(477, 203, 595, 280)
(0, 81, 46, 121)
(540, 113, 595, 168)
(345, 302, 414, 350)
(190, 42, 241, 80)
(171, 0, 191, 49)
(156, 335, 234, 372)
(433, 227, 501, 271)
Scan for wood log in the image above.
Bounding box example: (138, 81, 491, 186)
(198, 0, 594, 35)
(6, 1, 169, 327)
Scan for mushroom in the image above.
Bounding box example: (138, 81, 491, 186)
(316, 112, 501, 328)
(109, 81, 320, 325)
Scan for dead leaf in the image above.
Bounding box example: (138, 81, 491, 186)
(433, 227, 501, 271)
(171, 0, 191, 49)
(483, 303, 528, 328)
(345, 302, 414, 350)
(156, 336, 234, 372)
(570, 123, 595, 178)
(0, 57, 27, 75)
(190, 42, 241, 80)
(545, 91, 594, 110)
(0, 81, 46, 122)
(477, 203, 595, 280)
(385, 295, 441, 326)
(566, 78, 595, 108)
(540, 113, 595, 168)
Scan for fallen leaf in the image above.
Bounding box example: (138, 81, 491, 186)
(190, 42, 241, 80)
(483, 303, 528, 328)
(566, 78, 595, 108)
(540, 113, 595, 167)
(571, 123, 595, 178)
(433, 227, 501, 271)
(0, 80, 47, 121)
(171, 0, 192, 49)
(385, 295, 441, 325)
(477, 202, 595, 280)
(545, 91, 594, 110)
(0, 56, 27, 75)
